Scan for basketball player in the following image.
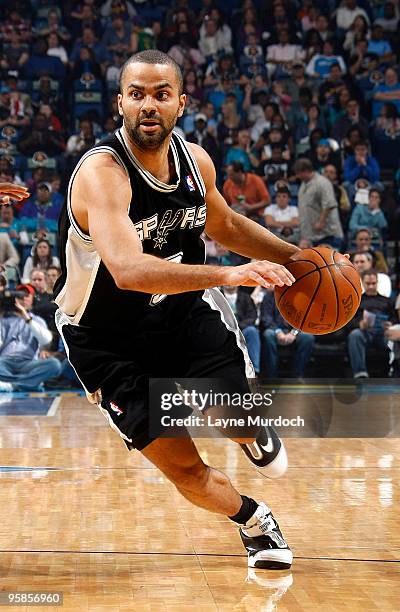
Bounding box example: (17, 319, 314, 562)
(54, 51, 300, 570)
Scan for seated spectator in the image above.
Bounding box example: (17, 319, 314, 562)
(70, 27, 110, 73)
(0, 283, 61, 392)
(235, 286, 265, 375)
(199, 17, 232, 62)
(22, 239, 60, 284)
(225, 129, 252, 172)
(347, 270, 396, 378)
(322, 164, 351, 230)
(374, 2, 399, 33)
(343, 141, 380, 185)
(0, 232, 19, 272)
(349, 188, 388, 237)
(373, 102, 400, 136)
(367, 24, 393, 64)
(336, 0, 370, 33)
(318, 63, 349, 109)
(0, 30, 30, 73)
(45, 265, 61, 293)
(20, 184, 62, 247)
(259, 144, 292, 187)
(352, 228, 389, 273)
(352, 251, 392, 298)
(372, 67, 400, 118)
(260, 288, 315, 379)
(186, 113, 219, 169)
(331, 98, 369, 142)
(23, 39, 65, 81)
(264, 186, 299, 244)
(100, 0, 136, 20)
(307, 138, 341, 175)
(66, 119, 98, 161)
(0, 204, 21, 247)
(239, 33, 265, 79)
(266, 29, 304, 78)
(47, 32, 68, 65)
(250, 102, 280, 143)
(102, 15, 132, 57)
(282, 61, 317, 104)
(384, 323, 400, 376)
(30, 268, 58, 350)
(223, 162, 270, 224)
(306, 40, 347, 79)
(168, 34, 205, 68)
(0, 86, 30, 130)
(35, 8, 71, 45)
(343, 15, 370, 54)
(18, 113, 65, 157)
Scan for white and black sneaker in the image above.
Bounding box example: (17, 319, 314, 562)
(240, 426, 288, 479)
(240, 502, 292, 570)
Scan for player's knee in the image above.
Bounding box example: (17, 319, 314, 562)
(172, 460, 210, 493)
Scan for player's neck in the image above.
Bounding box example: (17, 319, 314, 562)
(122, 126, 173, 183)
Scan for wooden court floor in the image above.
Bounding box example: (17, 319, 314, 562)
(0, 393, 398, 611)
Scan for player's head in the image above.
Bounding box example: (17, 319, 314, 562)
(117, 50, 185, 150)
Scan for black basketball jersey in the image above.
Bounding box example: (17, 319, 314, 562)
(54, 128, 207, 331)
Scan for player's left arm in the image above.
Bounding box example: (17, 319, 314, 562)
(189, 143, 299, 264)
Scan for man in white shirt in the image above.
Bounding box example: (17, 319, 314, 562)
(336, 0, 370, 31)
(264, 186, 299, 243)
(266, 30, 304, 77)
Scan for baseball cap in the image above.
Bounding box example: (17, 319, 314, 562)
(195, 113, 207, 122)
(276, 185, 290, 195)
(0, 86, 11, 94)
(292, 61, 304, 68)
(37, 182, 52, 192)
(16, 283, 35, 296)
(318, 138, 331, 147)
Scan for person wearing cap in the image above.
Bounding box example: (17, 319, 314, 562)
(19, 182, 62, 249)
(307, 138, 341, 174)
(264, 187, 299, 244)
(281, 61, 317, 103)
(0, 283, 61, 392)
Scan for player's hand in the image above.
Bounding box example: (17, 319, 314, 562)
(222, 260, 295, 289)
(0, 182, 30, 205)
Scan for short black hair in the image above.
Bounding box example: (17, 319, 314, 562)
(119, 50, 183, 94)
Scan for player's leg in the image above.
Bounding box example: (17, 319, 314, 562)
(141, 435, 292, 569)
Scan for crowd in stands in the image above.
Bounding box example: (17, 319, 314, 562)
(0, 0, 399, 388)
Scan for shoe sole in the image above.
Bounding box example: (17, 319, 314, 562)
(248, 548, 293, 570)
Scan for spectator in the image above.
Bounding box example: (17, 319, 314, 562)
(47, 32, 68, 65)
(223, 161, 270, 223)
(22, 239, 60, 284)
(20, 184, 62, 244)
(0, 283, 61, 392)
(70, 27, 110, 72)
(0, 232, 19, 270)
(295, 158, 344, 248)
(336, 0, 370, 32)
(343, 141, 380, 184)
(35, 9, 71, 45)
(100, 0, 136, 20)
(168, 34, 205, 68)
(353, 228, 389, 274)
(18, 113, 65, 157)
(347, 270, 396, 378)
(343, 15, 370, 53)
(373, 67, 400, 118)
(30, 268, 58, 350)
(198, 17, 232, 61)
(282, 61, 317, 103)
(331, 98, 369, 142)
(235, 286, 264, 375)
(260, 288, 315, 379)
(266, 29, 305, 78)
(0, 205, 21, 247)
(264, 186, 299, 244)
(0, 30, 29, 73)
(367, 25, 393, 64)
(186, 114, 219, 169)
(66, 119, 97, 160)
(352, 251, 392, 297)
(45, 266, 61, 293)
(225, 130, 253, 172)
(322, 164, 351, 230)
(23, 39, 65, 81)
(102, 15, 132, 56)
(349, 188, 388, 237)
(307, 138, 341, 175)
(306, 40, 347, 79)
(374, 2, 399, 33)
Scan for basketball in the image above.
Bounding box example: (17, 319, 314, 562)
(274, 246, 362, 334)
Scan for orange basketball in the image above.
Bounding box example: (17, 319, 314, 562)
(274, 246, 362, 334)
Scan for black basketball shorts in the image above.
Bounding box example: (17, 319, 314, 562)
(57, 288, 254, 451)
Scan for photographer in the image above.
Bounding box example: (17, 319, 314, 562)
(0, 283, 61, 392)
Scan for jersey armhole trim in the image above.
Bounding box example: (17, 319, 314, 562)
(173, 133, 206, 198)
(67, 146, 131, 243)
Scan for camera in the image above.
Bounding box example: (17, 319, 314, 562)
(0, 289, 26, 314)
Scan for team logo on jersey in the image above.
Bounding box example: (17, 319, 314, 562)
(109, 401, 123, 416)
(185, 175, 196, 192)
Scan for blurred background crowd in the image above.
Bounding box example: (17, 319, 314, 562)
(0, 0, 399, 388)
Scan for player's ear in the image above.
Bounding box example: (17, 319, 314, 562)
(117, 93, 123, 117)
(177, 93, 186, 118)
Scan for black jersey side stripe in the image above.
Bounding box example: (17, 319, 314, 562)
(173, 132, 206, 197)
(66, 146, 130, 242)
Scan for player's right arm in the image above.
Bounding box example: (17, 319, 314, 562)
(73, 154, 294, 294)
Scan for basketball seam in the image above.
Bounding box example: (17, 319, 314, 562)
(309, 247, 331, 266)
(276, 262, 347, 306)
(299, 267, 322, 331)
(336, 270, 362, 308)
(325, 263, 340, 329)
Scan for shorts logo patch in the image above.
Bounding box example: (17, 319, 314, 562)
(110, 401, 123, 415)
(185, 175, 196, 192)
